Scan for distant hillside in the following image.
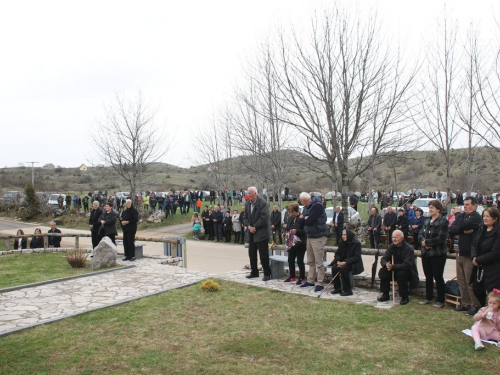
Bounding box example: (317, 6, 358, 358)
(1, 146, 499, 195)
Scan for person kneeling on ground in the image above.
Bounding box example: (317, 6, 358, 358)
(329, 228, 364, 296)
(377, 229, 419, 305)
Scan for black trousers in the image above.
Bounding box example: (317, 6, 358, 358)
(234, 231, 241, 243)
(422, 254, 447, 303)
(288, 242, 306, 279)
(91, 229, 103, 249)
(386, 228, 394, 244)
(224, 229, 232, 242)
(379, 266, 411, 298)
(331, 263, 353, 292)
(123, 230, 136, 258)
(369, 230, 380, 249)
(248, 236, 271, 276)
(334, 225, 342, 244)
(107, 234, 116, 245)
(412, 232, 420, 250)
(272, 227, 282, 244)
(206, 223, 214, 240)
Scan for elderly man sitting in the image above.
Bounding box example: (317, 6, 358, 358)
(377, 230, 419, 305)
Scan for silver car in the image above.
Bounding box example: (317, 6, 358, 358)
(325, 206, 361, 226)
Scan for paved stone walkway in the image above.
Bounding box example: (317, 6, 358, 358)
(0, 258, 214, 336)
(0, 257, 398, 337)
(218, 269, 397, 308)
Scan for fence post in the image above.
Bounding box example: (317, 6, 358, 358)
(75, 236, 79, 249)
(43, 236, 48, 251)
(4, 239, 10, 251)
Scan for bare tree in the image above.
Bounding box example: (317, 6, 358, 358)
(232, 45, 296, 210)
(92, 91, 170, 197)
(414, 15, 462, 213)
(192, 111, 234, 206)
(275, 6, 415, 213)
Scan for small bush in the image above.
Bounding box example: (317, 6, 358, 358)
(200, 279, 220, 292)
(66, 249, 89, 268)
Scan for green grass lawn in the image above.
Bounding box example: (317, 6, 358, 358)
(0, 280, 496, 374)
(0, 253, 96, 288)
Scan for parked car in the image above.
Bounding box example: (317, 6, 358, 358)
(281, 190, 296, 201)
(47, 193, 66, 209)
(0, 191, 23, 205)
(406, 189, 429, 198)
(324, 191, 341, 201)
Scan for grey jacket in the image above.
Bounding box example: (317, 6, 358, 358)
(243, 196, 271, 243)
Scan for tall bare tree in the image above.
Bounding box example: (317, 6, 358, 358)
(275, 6, 415, 213)
(232, 45, 296, 209)
(92, 91, 170, 197)
(414, 15, 462, 212)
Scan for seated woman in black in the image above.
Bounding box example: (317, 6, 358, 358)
(14, 229, 27, 250)
(329, 228, 364, 296)
(30, 228, 44, 249)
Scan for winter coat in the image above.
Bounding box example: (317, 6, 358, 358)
(448, 210, 482, 257)
(332, 229, 364, 275)
(303, 196, 327, 238)
(243, 196, 271, 243)
(381, 240, 419, 289)
(471, 223, 500, 292)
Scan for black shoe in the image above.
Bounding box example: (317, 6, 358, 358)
(453, 305, 468, 312)
(246, 274, 259, 279)
(467, 307, 479, 316)
(340, 291, 353, 296)
(129, 257, 136, 261)
(377, 294, 390, 302)
(122, 257, 130, 261)
(331, 289, 342, 295)
(400, 297, 409, 305)
(262, 275, 271, 281)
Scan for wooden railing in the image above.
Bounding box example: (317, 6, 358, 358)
(0, 234, 187, 266)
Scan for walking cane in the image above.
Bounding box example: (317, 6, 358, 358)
(318, 271, 341, 298)
(392, 255, 395, 305)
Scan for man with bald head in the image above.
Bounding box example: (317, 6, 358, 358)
(243, 187, 272, 281)
(377, 230, 419, 305)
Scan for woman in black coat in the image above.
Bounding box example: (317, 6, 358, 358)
(471, 208, 500, 306)
(30, 228, 44, 249)
(284, 203, 307, 284)
(120, 199, 139, 261)
(14, 229, 27, 250)
(89, 201, 104, 248)
(329, 228, 364, 296)
(99, 201, 117, 245)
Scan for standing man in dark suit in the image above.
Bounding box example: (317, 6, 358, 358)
(270, 205, 282, 244)
(89, 201, 103, 248)
(243, 186, 272, 281)
(384, 206, 397, 245)
(367, 207, 382, 249)
(332, 206, 344, 246)
(120, 199, 139, 261)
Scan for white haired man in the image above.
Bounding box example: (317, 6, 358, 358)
(243, 187, 272, 281)
(299, 192, 328, 292)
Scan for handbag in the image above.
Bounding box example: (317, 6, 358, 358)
(445, 277, 460, 296)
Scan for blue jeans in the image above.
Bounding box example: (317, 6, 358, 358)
(214, 224, 223, 241)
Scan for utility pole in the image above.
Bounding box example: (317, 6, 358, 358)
(26, 161, 39, 186)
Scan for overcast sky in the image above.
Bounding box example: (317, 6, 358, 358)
(0, 0, 498, 169)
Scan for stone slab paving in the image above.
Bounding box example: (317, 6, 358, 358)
(217, 269, 398, 309)
(0, 258, 215, 336)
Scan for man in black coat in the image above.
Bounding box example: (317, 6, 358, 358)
(332, 206, 344, 246)
(449, 196, 482, 315)
(377, 230, 419, 305)
(367, 207, 382, 249)
(89, 201, 104, 248)
(48, 221, 61, 248)
(270, 205, 282, 244)
(120, 199, 139, 261)
(65, 194, 72, 210)
(384, 206, 397, 245)
(243, 187, 272, 281)
(211, 206, 223, 242)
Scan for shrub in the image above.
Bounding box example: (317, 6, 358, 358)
(200, 279, 220, 292)
(66, 249, 89, 268)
